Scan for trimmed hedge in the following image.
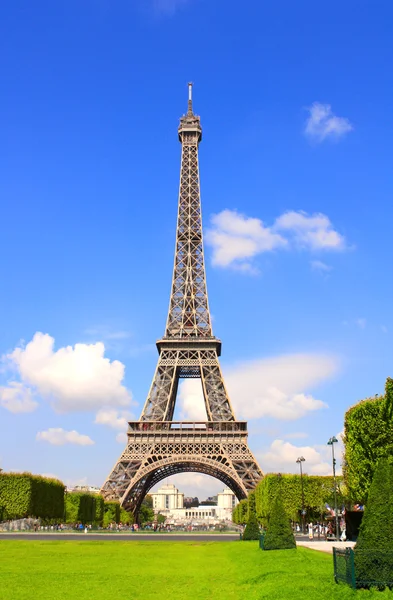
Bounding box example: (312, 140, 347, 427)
(232, 474, 345, 526)
(254, 474, 344, 526)
(65, 492, 105, 524)
(263, 494, 296, 550)
(232, 499, 248, 525)
(343, 378, 393, 503)
(0, 472, 64, 520)
(354, 457, 393, 587)
(65, 492, 88, 523)
(94, 495, 105, 524)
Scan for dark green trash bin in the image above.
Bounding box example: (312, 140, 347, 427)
(259, 533, 265, 550)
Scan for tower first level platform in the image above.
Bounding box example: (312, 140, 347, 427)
(102, 421, 261, 514)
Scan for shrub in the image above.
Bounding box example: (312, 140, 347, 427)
(354, 457, 393, 588)
(263, 495, 296, 551)
(243, 511, 260, 540)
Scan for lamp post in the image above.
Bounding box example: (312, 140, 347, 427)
(296, 456, 306, 534)
(327, 436, 340, 541)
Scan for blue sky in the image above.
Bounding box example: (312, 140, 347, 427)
(0, 0, 392, 498)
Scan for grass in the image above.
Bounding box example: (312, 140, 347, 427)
(0, 541, 391, 600)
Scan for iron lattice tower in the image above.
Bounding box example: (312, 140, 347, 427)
(101, 85, 263, 515)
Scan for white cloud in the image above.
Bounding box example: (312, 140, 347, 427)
(225, 354, 336, 420)
(305, 102, 353, 142)
(258, 440, 331, 475)
(205, 209, 347, 271)
(95, 408, 133, 431)
(179, 353, 337, 421)
(275, 211, 346, 251)
(0, 382, 38, 413)
(356, 318, 367, 329)
(36, 428, 94, 446)
(205, 209, 287, 270)
(311, 260, 332, 272)
(177, 379, 208, 421)
(3, 332, 132, 412)
(258, 432, 344, 476)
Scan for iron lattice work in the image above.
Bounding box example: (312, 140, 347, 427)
(101, 85, 263, 514)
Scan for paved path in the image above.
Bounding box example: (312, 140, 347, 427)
(0, 533, 240, 542)
(297, 540, 356, 554)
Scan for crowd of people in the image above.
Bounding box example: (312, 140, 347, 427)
(294, 521, 347, 541)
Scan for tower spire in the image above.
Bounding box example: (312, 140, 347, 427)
(187, 81, 193, 115)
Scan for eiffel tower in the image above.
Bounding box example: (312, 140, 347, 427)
(101, 84, 263, 515)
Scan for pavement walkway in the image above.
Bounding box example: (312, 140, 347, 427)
(297, 540, 356, 554)
(0, 532, 240, 542)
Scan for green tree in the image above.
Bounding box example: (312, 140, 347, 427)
(343, 377, 393, 503)
(156, 513, 166, 525)
(263, 495, 296, 551)
(139, 504, 154, 524)
(103, 501, 120, 527)
(139, 495, 154, 524)
(120, 507, 133, 525)
(354, 457, 393, 588)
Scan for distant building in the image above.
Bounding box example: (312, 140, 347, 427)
(66, 485, 100, 494)
(150, 484, 184, 512)
(217, 488, 237, 510)
(184, 496, 199, 508)
(151, 484, 238, 525)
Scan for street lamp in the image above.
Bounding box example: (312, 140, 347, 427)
(327, 436, 340, 541)
(296, 456, 306, 534)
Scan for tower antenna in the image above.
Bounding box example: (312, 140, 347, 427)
(187, 82, 193, 115)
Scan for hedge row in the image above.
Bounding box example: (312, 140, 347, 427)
(343, 377, 393, 503)
(233, 474, 344, 526)
(255, 473, 345, 525)
(232, 499, 249, 524)
(64, 492, 105, 524)
(0, 472, 136, 526)
(64, 494, 133, 525)
(0, 472, 65, 520)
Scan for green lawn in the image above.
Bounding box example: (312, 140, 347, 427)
(0, 541, 391, 600)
